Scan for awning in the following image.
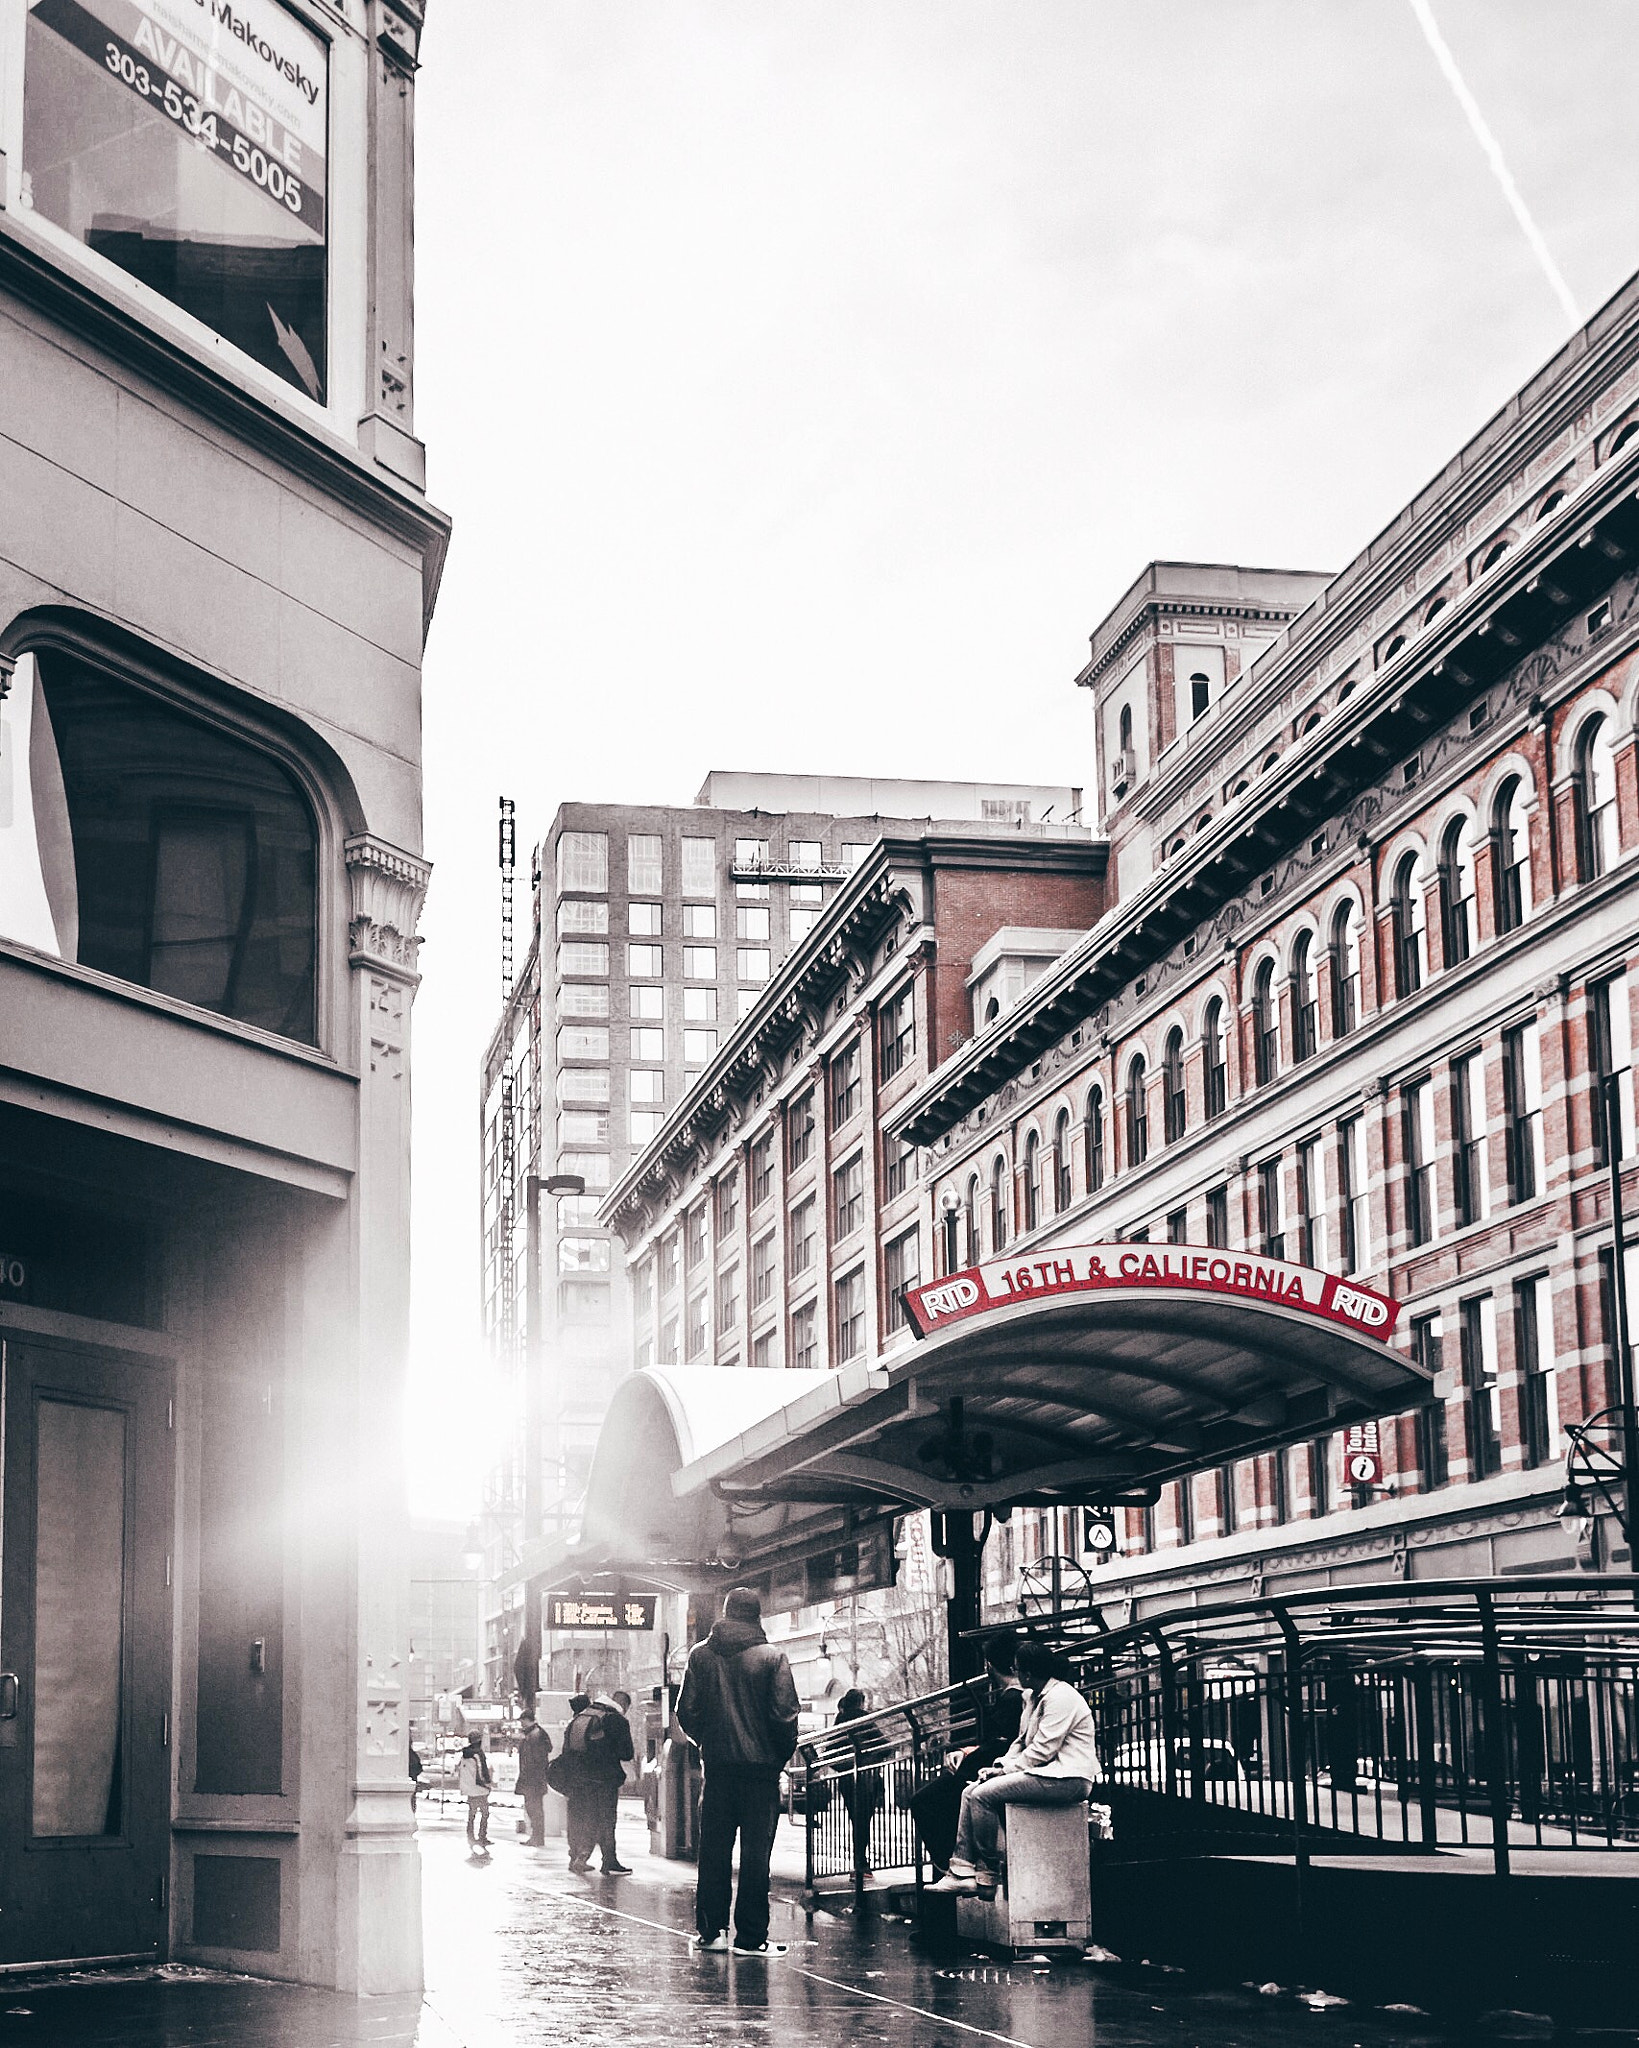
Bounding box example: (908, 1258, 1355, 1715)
(510, 1248, 1429, 1594)
(682, 1246, 1424, 1519)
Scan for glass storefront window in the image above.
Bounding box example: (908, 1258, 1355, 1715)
(0, 650, 318, 1042)
(21, 0, 329, 402)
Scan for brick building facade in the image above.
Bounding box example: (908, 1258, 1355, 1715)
(893, 277, 1639, 1618)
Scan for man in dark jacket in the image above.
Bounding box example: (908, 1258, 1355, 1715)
(676, 1586, 800, 1956)
(514, 1710, 553, 1847)
(909, 1631, 1024, 1873)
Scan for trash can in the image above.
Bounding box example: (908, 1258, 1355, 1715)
(956, 1799, 1092, 1955)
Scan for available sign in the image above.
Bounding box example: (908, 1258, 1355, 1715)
(32, 0, 329, 237)
(905, 1244, 1399, 1343)
(547, 1594, 657, 1632)
(1343, 1420, 1385, 1488)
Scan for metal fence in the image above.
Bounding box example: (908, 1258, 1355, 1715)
(794, 1577, 1639, 1892)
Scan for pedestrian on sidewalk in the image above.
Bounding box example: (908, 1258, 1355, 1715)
(676, 1585, 800, 1957)
(586, 1690, 636, 1872)
(515, 1710, 554, 1848)
(929, 1639, 1101, 1897)
(909, 1631, 1024, 1874)
(456, 1735, 493, 1853)
(832, 1688, 886, 1875)
(553, 1693, 597, 1871)
(408, 1741, 424, 1816)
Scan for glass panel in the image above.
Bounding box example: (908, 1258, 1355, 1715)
(33, 1398, 126, 1837)
(23, 0, 330, 401)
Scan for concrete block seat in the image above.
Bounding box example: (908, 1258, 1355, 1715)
(956, 1797, 1093, 1955)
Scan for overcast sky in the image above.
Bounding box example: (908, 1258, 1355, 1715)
(403, 0, 1639, 1520)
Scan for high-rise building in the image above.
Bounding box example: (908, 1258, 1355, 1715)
(478, 773, 1083, 1688)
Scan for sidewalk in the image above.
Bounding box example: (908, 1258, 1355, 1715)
(0, 1800, 1571, 2047)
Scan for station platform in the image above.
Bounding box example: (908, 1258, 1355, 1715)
(7, 1798, 1638, 2046)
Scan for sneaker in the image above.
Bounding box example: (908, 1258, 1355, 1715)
(692, 1931, 730, 1952)
(601, 1860, 633, 1874)
(731, 1940, 788, 1957)
(567, 1858, 589, 1874)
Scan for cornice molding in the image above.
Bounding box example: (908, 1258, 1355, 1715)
(345, 835, 431, 981)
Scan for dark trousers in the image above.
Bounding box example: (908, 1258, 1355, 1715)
(567, 1775, 622, 1866)
(695, 1767, 781, 1947)
(521, 1789, 545, 1845)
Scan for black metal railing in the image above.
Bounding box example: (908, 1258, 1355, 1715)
(794, 1578, 1639, 1892)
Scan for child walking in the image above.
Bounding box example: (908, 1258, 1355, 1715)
(457, 1735, 493, 1851)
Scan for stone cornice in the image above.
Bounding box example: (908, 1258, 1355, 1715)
(345, 835, 431, 981)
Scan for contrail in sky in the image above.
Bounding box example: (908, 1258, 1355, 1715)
(1406, 0, 1580, 328)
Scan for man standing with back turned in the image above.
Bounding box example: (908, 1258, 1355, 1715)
(676, 1586, 800, 1956)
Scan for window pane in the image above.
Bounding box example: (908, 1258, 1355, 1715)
(630, 1026, 664, 1060)
(557, 900, 609, 935)
(683, 946, 717, 979)
(738, 948, 771, 983)
(628, 943, 663, 978)
(557, 832, 608, 893)
(558, 983, 609, 1020)
(556, 1067, 609, 1104)
(683, 904, 717, 939)
(684, 986, 718, 1022)
(629, 1069, 664, 1104)
(683, 1027, 718, 1063)
(24, 0, 330, 400)
(558, 1026, 609, 1061)
(628, 902, 662, 937)
(17, 653, 319, 1041)
(33, 1398, 126, 1837)
(630, 986, 663, 1020)
(681, 837, 716, 896)
(627, 835, 663, 893)
(558, 941, 609, 978)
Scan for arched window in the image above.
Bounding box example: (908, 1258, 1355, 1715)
(964, 1175, 980, 1265)
(1202, 997, 1227, 1118)
(1162, 1027, 1186, 1142)
(990, 1155, 1009, 1253)
(1190, 671, 1211, 720)
(1383, 634, 1406, 661)
(983, 994, 1000, 1025)
(1084, 1088, 1106, 1192)
(1392, 851, 1427, 998)
(1330, 901, 1361, 1037)
(0, 649, 319, 1042)
(1260, 752, 1280, 775)
(1118, 703, 1133, 753)
(1425, 595, 1448, 623)
(1024, 1131, 1041, 1232)
(1053, 1109, 1073, 1210)
(1612, 419, 1639, 459)
(1438, 815, 1477, 967)
(1494, 777, 1532, 934)
(1577, 715, 1619, 881)
(1480, 537, 1511, 573)
(1195, 812, 1212, 834)
(1126, 1057, 1148, 1167)
(1290, 933, 1318, 1062)
(1536, 491, 1566, 523)
(1252, 960, 1278, 1085)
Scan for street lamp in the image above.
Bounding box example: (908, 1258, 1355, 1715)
(524, 1172, 586, 1547)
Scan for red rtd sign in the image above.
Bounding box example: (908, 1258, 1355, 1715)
(905, 1243, 1399, 1343)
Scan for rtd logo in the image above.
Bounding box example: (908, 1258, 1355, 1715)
(1331, 1284, 1391, 1329)
(917, 1278, 981, 1320)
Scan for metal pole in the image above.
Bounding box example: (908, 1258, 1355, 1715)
(1604, 1077, 1639, 1572)
(524, 1173, 542, 1544)
(1475, 1588, 1512, 1879)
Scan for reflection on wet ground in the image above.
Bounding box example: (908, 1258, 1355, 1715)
(2, 1803, 1631, 2046)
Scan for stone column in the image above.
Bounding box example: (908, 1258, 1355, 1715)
(336, 833, 430, 1995)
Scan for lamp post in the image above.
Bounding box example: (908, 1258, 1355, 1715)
(524, 1172, 586, 1548)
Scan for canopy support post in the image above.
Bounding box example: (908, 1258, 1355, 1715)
(931, 1509, 992, 1681)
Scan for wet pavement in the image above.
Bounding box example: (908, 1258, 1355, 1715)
(2, 1802, 1633, 2046)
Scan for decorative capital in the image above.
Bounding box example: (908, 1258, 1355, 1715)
(345, 834, 431, 981)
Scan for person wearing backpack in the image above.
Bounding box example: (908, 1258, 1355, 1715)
(586, 1691, 637, 1872)
(675, 1586, 800, 1957)
(455, 1735, 493, 1852)
(554, 1693, 601, 1873)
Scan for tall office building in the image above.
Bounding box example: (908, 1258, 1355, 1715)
(478, 772, 1083, 1688)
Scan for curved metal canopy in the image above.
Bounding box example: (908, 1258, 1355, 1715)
(521, 1248, 1428, 1591)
